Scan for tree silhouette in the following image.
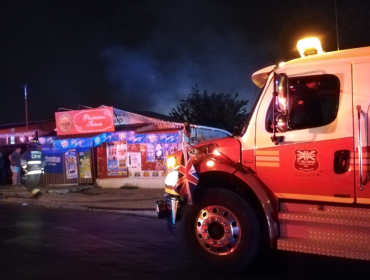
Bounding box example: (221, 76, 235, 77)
(169, 85, 249, 133)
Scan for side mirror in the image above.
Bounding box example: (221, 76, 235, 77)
(184, 122, 191, 138)
(275, 74, 288, 115)
(271, 73, 288, 144)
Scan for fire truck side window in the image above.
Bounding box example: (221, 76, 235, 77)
(266, 74, 340, 132)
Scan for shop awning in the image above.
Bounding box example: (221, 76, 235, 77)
(41, 123, 182, 151)
(40, 134, 95, 151)
(53, 137, 94, 150)
(93, 131, 181, 146)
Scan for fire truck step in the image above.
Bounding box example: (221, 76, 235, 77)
(280, 202, 370, 218)
(279, 202, 370, 228)
(277, 202, 370, 260)
(278, 211, 370, 228)
(277, 237, 370, 261)
(279, 220, 370, 241)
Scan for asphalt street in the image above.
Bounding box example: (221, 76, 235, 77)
(0, 203, 369, 280)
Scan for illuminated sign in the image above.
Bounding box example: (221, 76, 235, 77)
(55, 107, 115, 135)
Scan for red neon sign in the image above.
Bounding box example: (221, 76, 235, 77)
(55, 107, 115, 135)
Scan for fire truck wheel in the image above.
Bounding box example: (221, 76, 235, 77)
(180, 188, 260, 273)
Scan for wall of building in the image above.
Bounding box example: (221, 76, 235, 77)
(96, 177, 164, 188)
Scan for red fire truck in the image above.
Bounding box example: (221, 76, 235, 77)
(156, 38, 370, 272)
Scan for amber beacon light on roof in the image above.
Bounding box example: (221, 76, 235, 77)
(297, 37, 323, 57)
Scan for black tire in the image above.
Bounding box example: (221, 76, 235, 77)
(180, 188, 261, 273)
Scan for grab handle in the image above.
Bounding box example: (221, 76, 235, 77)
(357, 105, 364, 191)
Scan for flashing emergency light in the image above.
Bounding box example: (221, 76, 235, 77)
(297, 37, 323, 57)
(167, 156, 177, 169)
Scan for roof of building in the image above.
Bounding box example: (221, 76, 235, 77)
(0, 108, 230, 137)
(126, 109, 184, 123)
(111, 107, 230, 135)
(0, 120, 54, 130)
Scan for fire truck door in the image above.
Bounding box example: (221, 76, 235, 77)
(254, 64, 354, 203)
(353, 62, 370, 205)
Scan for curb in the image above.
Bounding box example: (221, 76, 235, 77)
(0, 186, 91, 197)
(1, 197, 158, 218)
(88, 208, 157, 218)
(3, 197, 88, 211)
(44, 187, 91, 194)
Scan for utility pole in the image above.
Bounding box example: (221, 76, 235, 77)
(24, 85, 28, 131)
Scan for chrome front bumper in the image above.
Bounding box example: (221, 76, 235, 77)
(156, 195, 180, 234)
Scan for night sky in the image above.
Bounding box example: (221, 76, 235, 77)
(1, 0, 370, 125)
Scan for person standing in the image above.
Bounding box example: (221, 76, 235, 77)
(0, 152, 5, 184)
(9, 148, 22, 186)
(21, 140, 45, 198)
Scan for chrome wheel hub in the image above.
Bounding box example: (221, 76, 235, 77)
(195, 205, 241, 255)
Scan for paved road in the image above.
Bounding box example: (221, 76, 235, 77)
(0, 203, 369, 280)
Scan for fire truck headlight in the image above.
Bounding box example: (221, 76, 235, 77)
(165, 171, 179, 187)
(166, 156, 177, 169)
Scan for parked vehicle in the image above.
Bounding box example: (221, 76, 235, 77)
(157, 38, 370, 272)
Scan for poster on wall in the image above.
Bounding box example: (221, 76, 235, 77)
(154, 143, 164, 161)
(65, 150, 78, 179)
(44, 154, 63, 173)
(128, 152, 141, 170)
(125, 133, 181, 173)
(107, 159, 118, 176)
(128, 143, 140, 153)
(117, 142, 128, 176)
(163, 143, 179, 158)
(127, 144, 141, 174)
(146, 143, 155, 162)
(78, 151, 92, 178)
(106, 141, 128, 176)
(141, 143, 179, 171)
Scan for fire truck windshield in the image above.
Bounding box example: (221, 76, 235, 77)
(234, 85, 266, 137)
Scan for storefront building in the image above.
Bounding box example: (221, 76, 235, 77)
(0, 106, 230, 188)
(98, 107, 230, 188)
(49, 106, 230, 188)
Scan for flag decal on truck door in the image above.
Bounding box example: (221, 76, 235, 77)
(294, 149, 319, 172)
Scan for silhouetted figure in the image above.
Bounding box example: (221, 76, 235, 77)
(9, 148, 22, 186)
(290, 79, 324, 129)
(21, 140, 45, 198)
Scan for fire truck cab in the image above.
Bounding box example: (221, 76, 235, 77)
(157, 38, 370, 272)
